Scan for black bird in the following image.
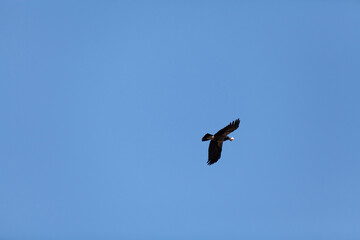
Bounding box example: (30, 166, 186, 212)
(202, 119, 240, 165)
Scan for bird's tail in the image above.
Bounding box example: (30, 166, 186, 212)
(202, 133, 213, 141)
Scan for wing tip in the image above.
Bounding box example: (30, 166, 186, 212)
(207, 160, 215, 165)
(231, 118, 240, 127)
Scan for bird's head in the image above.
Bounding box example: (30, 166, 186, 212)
(229, 137, 234, 141)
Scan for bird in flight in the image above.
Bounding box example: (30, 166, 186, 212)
(202, 119, 240, 165)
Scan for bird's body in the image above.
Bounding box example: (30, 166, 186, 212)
(202, 119, 240, 165)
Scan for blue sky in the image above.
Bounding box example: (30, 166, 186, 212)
(1, 1, 360, 239)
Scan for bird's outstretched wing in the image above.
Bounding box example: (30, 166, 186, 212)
(207, 140, 223, 165)
(214, 118, 240, 137)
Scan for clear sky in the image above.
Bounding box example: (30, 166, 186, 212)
(1, 1, 360, 239)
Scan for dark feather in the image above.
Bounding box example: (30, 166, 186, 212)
(214, 119, 240, 138)
(202, 133, 213, 141)
(207, 140, 223, 165)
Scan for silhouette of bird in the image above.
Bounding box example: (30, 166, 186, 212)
(202, 119, 240, 165)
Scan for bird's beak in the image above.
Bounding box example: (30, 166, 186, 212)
(230, 137, 234, 141)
